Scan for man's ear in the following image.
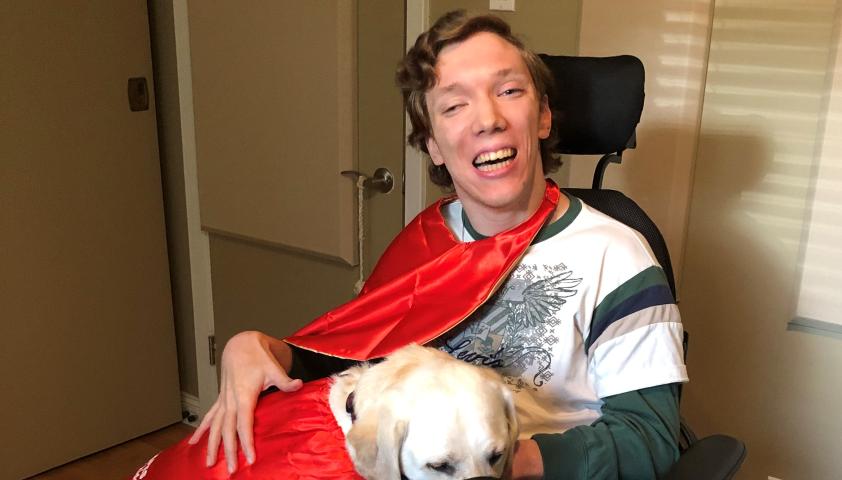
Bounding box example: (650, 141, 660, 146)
(426, 136, 445, 166)
(538, 94, 552, 139)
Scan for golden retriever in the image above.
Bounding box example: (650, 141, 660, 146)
(130, 345, 516, 479)
(329, 344, 518, 480)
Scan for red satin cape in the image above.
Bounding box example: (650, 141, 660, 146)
(132, 181, 560, 479)
(285, 180, 561, 360)
(131, 378, 362, 480)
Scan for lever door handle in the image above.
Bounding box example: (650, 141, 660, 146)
(341, 167, 394, 194)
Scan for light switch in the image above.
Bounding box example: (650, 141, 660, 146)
(489, 0, 515, 12)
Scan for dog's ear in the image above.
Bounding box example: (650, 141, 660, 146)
(346, 403, 408, 480)
(499, 383, 519, 476)
(346, 413, 378, 478)
(479, 369, 520, 453)
(374, 409, 407, 479)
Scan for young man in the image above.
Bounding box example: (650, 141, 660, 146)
(190, 11, 687, 479)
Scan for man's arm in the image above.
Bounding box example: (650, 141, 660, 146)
(533, 383, 681, 480)
(287, 344, 359, 382)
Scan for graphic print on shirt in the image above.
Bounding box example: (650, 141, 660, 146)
(440, 262, 582, 392)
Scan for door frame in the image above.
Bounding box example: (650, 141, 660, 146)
(404, 0, 429, 224)
(172, 0, 219, 418)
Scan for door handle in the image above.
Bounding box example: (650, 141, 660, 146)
(341, 167, 394, 194)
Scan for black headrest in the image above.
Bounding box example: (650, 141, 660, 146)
(539, 54, 645, 156)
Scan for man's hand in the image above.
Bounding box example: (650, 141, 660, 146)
(187, 331, 303, 474)
(511, 439, 544, 479)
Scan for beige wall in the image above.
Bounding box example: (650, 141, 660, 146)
(576, 1, 842, 476)
(576, 0, 713, 289)
(429, 0, 581, 53)
(680, 1, 842, 478)
(424, 1, 582, 204)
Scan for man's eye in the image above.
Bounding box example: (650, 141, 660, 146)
(426, 462, 455, 474)
(488, 451, 503, 465)
(500, 88, 524, 96)
(442, 104, 463, 114)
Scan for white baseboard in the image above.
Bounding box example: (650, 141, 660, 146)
(181, 391, 201, 427)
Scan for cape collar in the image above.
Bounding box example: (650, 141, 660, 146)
(285, 180, 561, 361)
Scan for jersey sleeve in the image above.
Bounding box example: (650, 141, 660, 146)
(580, 225, 688, 398)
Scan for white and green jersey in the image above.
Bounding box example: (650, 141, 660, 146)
(434, 192, 688, 438)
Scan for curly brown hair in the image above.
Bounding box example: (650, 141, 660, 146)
(396, 10, 559, 188)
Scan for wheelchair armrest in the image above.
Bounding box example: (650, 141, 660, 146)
(664, 434, 747, 480)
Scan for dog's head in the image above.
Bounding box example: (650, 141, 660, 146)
(344, 345, 518, 480)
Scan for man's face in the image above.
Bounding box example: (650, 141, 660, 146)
(425, 32, 552, 222)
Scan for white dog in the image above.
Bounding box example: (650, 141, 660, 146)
(328, 344, 518, 480)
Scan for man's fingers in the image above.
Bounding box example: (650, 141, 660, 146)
(236, 395, 258, 465)
(222, 391, 240, 474)
(270, 369, 303, 393)
(205, 411, 224, 468)
(188, 402, 218, 444)
(278, 377, 303, 392)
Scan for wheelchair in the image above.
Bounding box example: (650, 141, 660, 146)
(540, 53, 747, 479)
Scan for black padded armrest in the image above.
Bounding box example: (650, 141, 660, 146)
(664, 435, 747, 480)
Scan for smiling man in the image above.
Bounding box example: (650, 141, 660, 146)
(423, 30, 557, 235)
(190, 10, 688, 479)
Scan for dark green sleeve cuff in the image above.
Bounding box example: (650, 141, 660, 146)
(286, 343, 358, 382)
(531, 383, 681, 479)
(533, 429, 588, 480)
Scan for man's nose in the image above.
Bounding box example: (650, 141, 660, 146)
(472, 96, 506, 135)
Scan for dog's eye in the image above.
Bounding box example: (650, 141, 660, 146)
(426, 461, 455, 475)
(488, 451, 503, 465)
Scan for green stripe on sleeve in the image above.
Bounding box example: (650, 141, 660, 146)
(591, 266, 669, 327)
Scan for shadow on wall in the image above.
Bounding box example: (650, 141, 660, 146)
(677, 2, 842, 477)
(682, 128, 818, 476)
(681, 119, 842, 477)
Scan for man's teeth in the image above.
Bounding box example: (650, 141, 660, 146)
(476, 148, 515, 163)
(477, 159, 512, 172)
(474, 148, 516, 171)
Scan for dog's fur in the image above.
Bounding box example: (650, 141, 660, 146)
(328, 345, 518, 480)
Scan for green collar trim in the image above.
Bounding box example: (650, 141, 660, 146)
(461, 192, 582, 244)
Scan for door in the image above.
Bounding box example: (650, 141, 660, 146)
(0, 2, 181, 478)
(185, 1, 406, 352)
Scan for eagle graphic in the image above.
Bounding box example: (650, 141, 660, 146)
(497, 269, 583, 329)
(441, 267, 582, 390)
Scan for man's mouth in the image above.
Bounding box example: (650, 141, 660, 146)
(473, 148, 517, 172)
